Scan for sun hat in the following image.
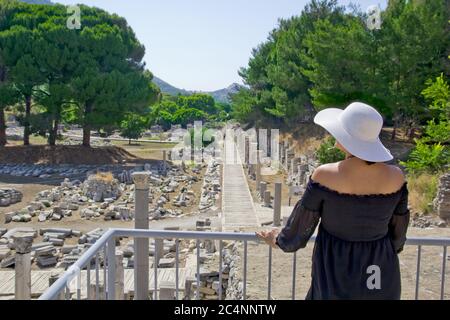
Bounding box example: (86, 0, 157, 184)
(313, 102, 393, 162)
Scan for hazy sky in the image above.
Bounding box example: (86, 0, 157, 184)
(56, 0, 387, 91)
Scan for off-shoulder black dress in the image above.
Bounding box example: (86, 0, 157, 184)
(275, 177, 410, 300)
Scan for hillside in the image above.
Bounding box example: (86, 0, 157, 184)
(152, 76, 243, 103)
(152, 77, 191, 96)
(19, 0, 53, 4)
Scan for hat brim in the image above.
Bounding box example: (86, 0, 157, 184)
(314, 108, 393, 162)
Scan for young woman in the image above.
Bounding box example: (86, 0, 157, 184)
(256, 102, 410, 300)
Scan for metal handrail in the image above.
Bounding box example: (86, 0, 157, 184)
(39, 228, 450, 300)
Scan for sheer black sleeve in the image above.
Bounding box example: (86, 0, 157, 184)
(275, 181, 322, 252)
(388, 183, 410, 253)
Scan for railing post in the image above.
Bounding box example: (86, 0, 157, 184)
(115, 251, 124, 300)
(13, 234, 33, 300)
(273, 183, 282, 226)
(132, 172, 151, 300)
(415, 245, 422, 300)
(441, 246, 447, 300)
(107, 238, 116, 300)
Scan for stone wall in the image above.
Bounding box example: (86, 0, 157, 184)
(224, 242, 244, 300)
(434, 172, 450, 220)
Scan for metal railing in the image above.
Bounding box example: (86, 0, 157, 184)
(39, 228, 450, 300)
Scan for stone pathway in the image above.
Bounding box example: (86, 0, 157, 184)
(221, 142, 259, 230)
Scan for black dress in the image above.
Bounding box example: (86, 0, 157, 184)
(275, 177, 410, 300)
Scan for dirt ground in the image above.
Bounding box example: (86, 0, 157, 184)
(0, 145, 140, 165)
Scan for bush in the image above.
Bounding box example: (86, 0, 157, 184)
(120, 113, 147, 144)
(406, 172, 439, 215)
(316, 136, 345, 164)
(400, 139, 449, 174)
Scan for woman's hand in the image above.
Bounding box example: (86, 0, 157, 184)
(255, 229, 279, 248)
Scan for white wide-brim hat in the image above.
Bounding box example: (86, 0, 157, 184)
(313, 102, 393, 162)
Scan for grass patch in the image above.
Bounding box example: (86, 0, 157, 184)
(406, 172, 439, 215)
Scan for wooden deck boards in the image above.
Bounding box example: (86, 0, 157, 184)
(0, 267, 194, 298)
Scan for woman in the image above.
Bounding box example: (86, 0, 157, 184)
(256, 102, 410, 300)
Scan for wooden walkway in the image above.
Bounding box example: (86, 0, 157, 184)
(221, 142, 259, 230)
(0, 267, 195, 299)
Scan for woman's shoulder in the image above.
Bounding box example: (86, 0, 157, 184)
(311, 162, 406, 195)
(310, 162, 340, 182)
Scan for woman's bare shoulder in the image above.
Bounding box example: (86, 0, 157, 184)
(311, 162, 406, 192)
(311, 163, 339, 183)
(384, 164, 406, 187)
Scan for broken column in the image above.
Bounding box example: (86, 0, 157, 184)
(13, 233, 33, 300)
(48, 272, 64, 300)
(273, 183, 282, 227)
(132, 172, 151, 300)
(159, 281, 176, 300)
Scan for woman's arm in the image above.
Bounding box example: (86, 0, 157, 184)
(274, 200, 320, 252)
(389, 184, 410, 253)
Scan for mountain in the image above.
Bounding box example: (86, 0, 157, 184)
(152, 76, 243, 103)
(152, 77, 191, 97)
(208, 83, 242, 104)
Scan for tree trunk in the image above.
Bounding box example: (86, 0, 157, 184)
(82, 125, 91, 147)
(129, 138, 131, 145)
(391, 120, 397, 141)
(0, 108, 6, 146)
(48, 118, 59, 146)
(82, 102, 92, 147)
(23, 95, 32, 146)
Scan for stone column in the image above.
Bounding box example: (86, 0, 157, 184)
(283, 141, 289, 168)
(258, 128, 267, 157)
(162, 150, 167, 175)
(264, 190, 271, 207)
(250, 142, 258, 165)
(48, 272, 64, 300)
(286, 148, 295, 173)
(154, 238, 164, 267)
(115, 251, 125, 300)
(159, 281, 176, 300)
(244, 136, 250, 166)
(273, 183, 282, 227)
(132, 172, 151, 300)
(255, 150, 262, 189)
(13, 234, 33, 300)
(259, 182, 267, 200)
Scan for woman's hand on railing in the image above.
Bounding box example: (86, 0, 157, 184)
(255, 229, 279, 248)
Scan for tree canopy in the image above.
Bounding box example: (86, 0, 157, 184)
(0, 0, 159, 146)
(231, 0, 450, 135)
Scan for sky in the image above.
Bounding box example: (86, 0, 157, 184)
(56, 0, 387, 91)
